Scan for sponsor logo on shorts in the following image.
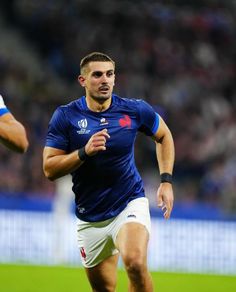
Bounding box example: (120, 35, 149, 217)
(77, 207, 85, 213)
(127, 214, 136, 218)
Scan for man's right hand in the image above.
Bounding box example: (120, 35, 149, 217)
(85, 129, 110, 156)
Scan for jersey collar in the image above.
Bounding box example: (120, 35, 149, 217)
(81, 95, 114, 112)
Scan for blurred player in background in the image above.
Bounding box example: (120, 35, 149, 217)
(0, 94, 28, 153)
(43, 52, 175, 292)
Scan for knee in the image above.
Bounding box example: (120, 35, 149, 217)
(92, 282, 116, 292)
(122, 250, 146, 276)
(89, 273, 116, 292)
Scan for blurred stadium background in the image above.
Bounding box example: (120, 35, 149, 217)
(0, 0, 236, 290)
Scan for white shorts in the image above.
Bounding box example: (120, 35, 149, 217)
(77, 197, 151, 268)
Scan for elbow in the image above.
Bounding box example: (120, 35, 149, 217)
(13, 128, 29, 153)
(22, 139, 29, 153)
(43, 157, 57, 181)
(21, 129, 29, 153)
(43, 166, 57, 181)
(44, 170, 56, 181)
(47, 176, 56, 182)
(2, 138, 29, 153)
(18, 139, 29, 153)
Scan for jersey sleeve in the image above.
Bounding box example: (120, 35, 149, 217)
(0, 108, 10, 116)
(0, 95, 10, 116)
(45, 107, 69, 151)
(137, 99, 160, 136)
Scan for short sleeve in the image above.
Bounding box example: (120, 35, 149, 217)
(0, 108, 10, 116)
(137, 100, 160, 136)
(45, 107, 70, 151)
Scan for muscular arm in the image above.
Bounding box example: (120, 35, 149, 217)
(153, 116, 175, 175)
(0, 112, 29, 153)
(43, 147, 83, 181)
(43, 129, 110, 181)
(152, 116, 175, 219)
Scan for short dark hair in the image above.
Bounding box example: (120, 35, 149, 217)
(80, 52, 115, 74)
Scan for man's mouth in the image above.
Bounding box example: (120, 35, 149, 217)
(99, 86, 109, 92)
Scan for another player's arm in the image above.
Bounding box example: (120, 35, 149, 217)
(0, 112, 29, 153)
(153, 116, 175, 219)
(43, 129, 110, 181)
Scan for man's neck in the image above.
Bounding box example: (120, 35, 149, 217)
(86, 96, 112, 112)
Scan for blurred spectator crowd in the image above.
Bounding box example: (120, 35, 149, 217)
(0, 0, 236, 216)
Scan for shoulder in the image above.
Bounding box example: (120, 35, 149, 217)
(112, 94, 147, 110)
(49, 97, 83, 125)
(53, 97, 84, 118)
(60, 97, 84, 112)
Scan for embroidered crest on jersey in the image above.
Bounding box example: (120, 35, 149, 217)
(100, 117, 109, 126)
(119, 114, 131, 128)
(77, 119, 91, 134)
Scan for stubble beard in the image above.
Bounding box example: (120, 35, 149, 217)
(90, 93, 111, 104)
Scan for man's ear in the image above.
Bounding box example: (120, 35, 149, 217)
(78, 75, 86, 87)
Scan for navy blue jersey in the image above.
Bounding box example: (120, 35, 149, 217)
(45, 94, 159, 222)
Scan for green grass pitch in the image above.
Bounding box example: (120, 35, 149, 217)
(0, 264, 235, 292)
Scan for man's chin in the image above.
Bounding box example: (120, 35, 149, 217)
(94, 94, 111, 101)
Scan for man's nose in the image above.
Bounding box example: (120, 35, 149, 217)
(101, 74, 108, 83)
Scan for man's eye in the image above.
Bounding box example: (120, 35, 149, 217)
(107, 72, 113, 77)
(93, 72, 103, 77)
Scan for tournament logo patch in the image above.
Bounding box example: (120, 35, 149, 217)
(78, 119, 87, 129)
(119, 114, 131, 128)
(77, 118, 91, 134)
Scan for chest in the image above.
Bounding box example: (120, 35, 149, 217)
(67, 112, 138, 154)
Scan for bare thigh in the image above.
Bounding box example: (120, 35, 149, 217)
(115, 222, 153, 292)
(116, 222, 149, 260)
(85, 253, 119, 292)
